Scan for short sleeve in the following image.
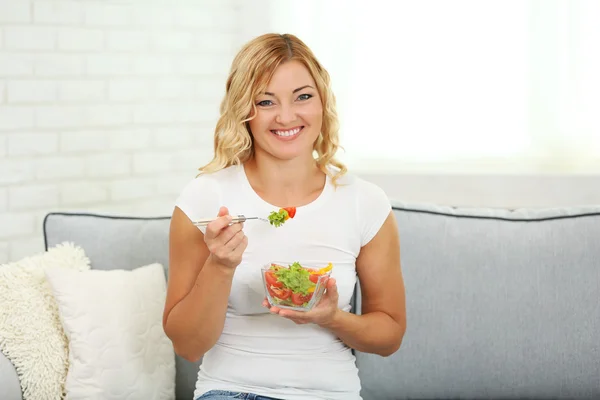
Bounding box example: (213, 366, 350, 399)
(356, 179, 392, 247)
(174, 174, 222, 234)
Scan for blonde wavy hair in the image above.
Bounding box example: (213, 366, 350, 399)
(198, 33, 347, 185)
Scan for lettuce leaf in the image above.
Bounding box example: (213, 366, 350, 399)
(273, 262, 314, 295)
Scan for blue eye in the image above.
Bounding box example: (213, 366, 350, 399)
(297, 94, 312, 101)
(257, 100, 273, 106)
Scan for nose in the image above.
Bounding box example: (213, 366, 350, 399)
(275, 103, 295, 125)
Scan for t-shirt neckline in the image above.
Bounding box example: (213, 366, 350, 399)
(236, 163, 333, 213)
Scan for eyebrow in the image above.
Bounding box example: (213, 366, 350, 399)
(264, 85, 314, 96)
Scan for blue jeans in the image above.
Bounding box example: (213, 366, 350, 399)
(195, 390, 283, 400)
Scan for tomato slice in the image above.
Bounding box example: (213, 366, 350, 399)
(265, 271, 282, 288)
(270, 286, 291, 300)
(309, 273, 319, 284)
(291, 292, 312, 305)
(282, 207, 296, 219)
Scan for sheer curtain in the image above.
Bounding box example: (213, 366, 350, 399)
(261, 0, 600, 174)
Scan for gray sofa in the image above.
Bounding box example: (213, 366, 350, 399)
(1, 202, 599, 400)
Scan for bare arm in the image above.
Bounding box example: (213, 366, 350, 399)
(162, 206, 246, 362)
(322, 211, 406, 356)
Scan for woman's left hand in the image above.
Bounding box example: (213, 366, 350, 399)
(262, 278, 340, 327)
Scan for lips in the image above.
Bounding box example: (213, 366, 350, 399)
(271, 126, 303, 138)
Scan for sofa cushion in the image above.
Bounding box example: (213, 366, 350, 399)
(43, 213, 200, 400)
(0, 242, 91, 400)
(45, 263, 175, 400)
(355, 202, 600, 400)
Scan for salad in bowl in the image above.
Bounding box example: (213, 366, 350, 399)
(261, 261, 333, 311)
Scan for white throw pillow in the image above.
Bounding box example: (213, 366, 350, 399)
(45, 263, 175, 400)
(0, 242, 91, 400)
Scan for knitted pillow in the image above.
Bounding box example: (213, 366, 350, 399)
(0, 242, 90, 400)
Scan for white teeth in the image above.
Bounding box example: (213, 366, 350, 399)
(273, 127, 301, 137)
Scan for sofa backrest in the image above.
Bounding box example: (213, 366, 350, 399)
(43, 212, 199, 400)
(44, 203, 600, 400)
(354, 202, 600, 400)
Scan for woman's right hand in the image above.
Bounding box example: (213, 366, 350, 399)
(204, 206, 248, 269)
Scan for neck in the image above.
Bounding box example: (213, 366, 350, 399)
(243, 151, 325, 204)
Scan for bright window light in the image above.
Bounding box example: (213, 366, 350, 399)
(258, 0, 600, 174)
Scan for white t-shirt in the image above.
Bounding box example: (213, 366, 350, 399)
(174, 163, 391, 400)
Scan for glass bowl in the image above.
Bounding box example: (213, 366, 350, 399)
(261, 261, 333, 312)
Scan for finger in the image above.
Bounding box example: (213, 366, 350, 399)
(326, 278, 337, 291)
(231, 233, 248, 255)
(224, 230, 247, 253)
(205, 214, 233, 240)
(269, 306, 281, 314)
(218, 222, 244, 246)
(212, 220, 242, 246)
(283, 315, 309, 325)
(324, 278, 338, 300)
(279, 310, 308, 322)
(287, 318, 308, 325)
(207, 206, 231, 236)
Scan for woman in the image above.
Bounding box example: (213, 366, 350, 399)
(163, 33, 406, 400)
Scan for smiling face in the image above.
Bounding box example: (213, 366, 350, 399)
(248, 60, 323, 161)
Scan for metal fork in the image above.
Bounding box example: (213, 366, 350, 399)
(192, 214, 268, 227)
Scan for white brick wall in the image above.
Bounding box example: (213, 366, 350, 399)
(0, 80, 5, 103)
(1, 0, 245, 263)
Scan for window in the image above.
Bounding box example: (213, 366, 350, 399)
(258, 0, 600, 174)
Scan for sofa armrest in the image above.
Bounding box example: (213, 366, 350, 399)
(0, 351, 22, 400)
